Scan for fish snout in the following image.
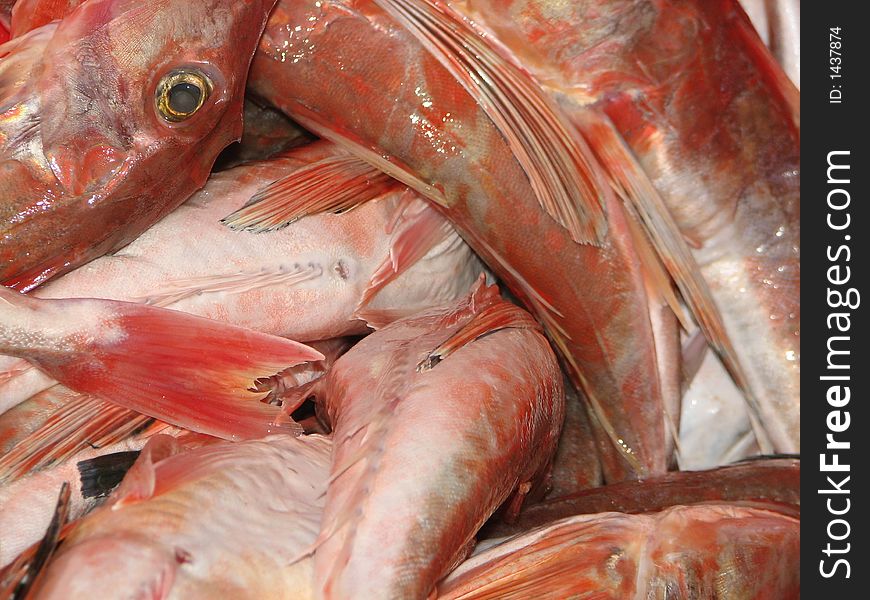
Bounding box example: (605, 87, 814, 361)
(46, 137, 127, 197)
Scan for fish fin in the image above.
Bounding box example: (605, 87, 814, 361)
(0, 389, 151, 483)
(16, 296, 323, 441)
(221, 155, 397, 232)
(274, 378, 323, 419)
(111, 435, 181, 509)
(132, 263, 322, 308)
(574, 110, 774, 454)
(78, 450, 141, 499)
(373, 0, 608, 245)
(418, 301, 540, 372)
(0, 482, 71, 599)
(356, 194, 455, 312)
(270, 106, 452, 209)
(623, 211, 691, 332)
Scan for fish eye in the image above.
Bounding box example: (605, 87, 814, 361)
(155, 70, 212, 122)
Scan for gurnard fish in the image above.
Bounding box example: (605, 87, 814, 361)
(0, 285, 324, 441)
(0, 0, 277, 290)
(249, 0, 683, 480)
(440, 0, 800, 452)
(0, 140, 483, 414)
(28, 434, 332, 599)
(439, 504, 800, 599)
(299, 279, 564, 598)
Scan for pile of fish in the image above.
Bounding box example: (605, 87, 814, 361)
(0, 0, 799, 598)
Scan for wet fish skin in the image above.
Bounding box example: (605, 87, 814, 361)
(0, 140, 483, 414)
(453, 0, 800, 452)
(249, 0, 678, 481)
(30, 434, 331, 599)
(0, 0, 278, 290)
(440, 504, 800, 599)
(308, 281, 564, 599)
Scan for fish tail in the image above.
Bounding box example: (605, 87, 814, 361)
(0, 288, 324, 440)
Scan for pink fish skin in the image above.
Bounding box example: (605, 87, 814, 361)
(305, 280, 564, 599)
(439, 504, 800, 599)
(452, 0, 800, 452)
(0, 436, 154, 568)
(0, 0, 277, 290)
(249, 0, 680, 481)
(0, 140, 483, 414)
(30, 434, 331, 599)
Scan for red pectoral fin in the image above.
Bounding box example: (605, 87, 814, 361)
(373, 0, 608, 245)
(221, 154, 397, 232)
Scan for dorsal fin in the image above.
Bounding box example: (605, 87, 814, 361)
(418, 300, 541, 372)
(373, 0, 608, 245)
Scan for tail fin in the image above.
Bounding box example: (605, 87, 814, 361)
(1, 289, 323, 441)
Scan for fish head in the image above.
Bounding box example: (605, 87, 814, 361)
(0, 0, 277, 289)
(38, 0, 277, 195)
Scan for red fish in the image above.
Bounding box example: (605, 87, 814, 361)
(0, 141, 483, 414)
(0, 0, 277, 290)
(249, 0, 683, 480)
(0, 285, 323, 440)
(444, 0, 800, 452)
(30, 434, 332, 599)
(301, 279, 564, 598)
(439, 504, 800, 599)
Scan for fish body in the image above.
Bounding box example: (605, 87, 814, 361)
(250, 0, 680, 480)
(0, 0, 277, 290)
(0, 140, 483, 413)
(308, 281, 564, 598)
(440, 504, 800, 599)
(31, 434, 331, 599)
(451, 0, 800, 452)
